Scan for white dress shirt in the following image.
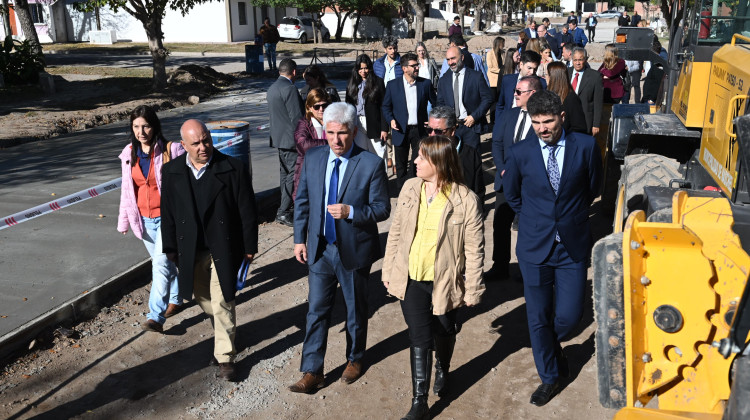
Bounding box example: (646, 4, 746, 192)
(403, 76, 419, 125)
(454, 68, 467, 119)
(186, 153, 213, 179)
(514, 109, 531, 141)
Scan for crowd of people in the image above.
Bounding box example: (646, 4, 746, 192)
(115, 12, 668, 419)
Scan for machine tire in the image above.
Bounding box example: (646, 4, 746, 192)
(647, 207, 673, 223)
(593, 232, 626, 409)
(616, 154, 681, 230)
(299, 33, 308, 44)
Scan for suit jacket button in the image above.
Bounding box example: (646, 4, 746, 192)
(181, 219, 185, 224)
(219, 219, 224, 224)
(214, 258, 220, 263)
(179, 235, 184, 240)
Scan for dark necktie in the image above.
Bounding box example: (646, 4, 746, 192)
(515, 111, 527, 143)
(546, 144, 561, 242)
(325, 158, 341, 244)
(453, 72, 461, 118)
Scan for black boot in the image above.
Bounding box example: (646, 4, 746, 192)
(401, 347, 432, 420)
(433, 334, 456, 397)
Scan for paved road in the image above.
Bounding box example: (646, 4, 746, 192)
(0, 77, 346, 345)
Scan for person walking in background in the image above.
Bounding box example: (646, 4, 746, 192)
(346, 54, 389, 172)
(449, 15, 462, 36)
(259, 17, 280, 71)
(631, 11, 642, 27)
(558, 25, 573, 51)
(383, 135, 484, 420)
(439, 34, 478, 75)
(374, 35, 403, 85)
(293, 88, 331, 199)
(267, 59, 305, 227)
(598, 44, 626, 104)
(300, 65, 340, 102)
(623, 59, 642, 104)
(416, 42, 440, 89)
(503, 48, 519, 74)
(618, 11, 631, 27)
(517, 30, 529, 52)
(537, 24, 560, 58)
(585, 13, 598, 42)
(382, 52, 436, 190)
(503, 90, 601, 406)
(290, 102, 390, 393)
(568, 20, 588, 47)
(436, 47, 493, 149)
(560, 43, 574, 68)
(495, 50, 545, 121)
(545, 62, 588, 134)
(524, 20, 538, 39)
(566, 11, 577, 26)
(536, 38, 555, 79)
(161, 119, 258, 382)
(118, 105, 185, 333)
(568, 47, 603, 136)
(486, 36, 506, 127)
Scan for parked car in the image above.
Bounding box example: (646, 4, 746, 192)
(277, 16, 330, 43)
(596, 10, 623, 19)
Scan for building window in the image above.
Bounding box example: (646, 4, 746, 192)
(238, 2, 247, 25)
(439, 2, 446, 11)
(31, 3, 45, 24)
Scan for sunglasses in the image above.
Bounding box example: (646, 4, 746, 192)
(427, 127, 448, 135)
(515, 89, 534, 95)
(312, 103, 329, 111)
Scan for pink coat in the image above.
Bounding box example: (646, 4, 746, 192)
(117, 140, 185, 239)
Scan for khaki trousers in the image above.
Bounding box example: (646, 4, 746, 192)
(193, 250, 236, 363)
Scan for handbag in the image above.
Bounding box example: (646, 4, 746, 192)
(621, 67, 632, 93)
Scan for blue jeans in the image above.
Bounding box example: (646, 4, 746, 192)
(142, 216, 180, 324)
(264, 43, 277, 70)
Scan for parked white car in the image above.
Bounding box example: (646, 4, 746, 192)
(596, 10, 623, 19)
(278, 16, 330, 43)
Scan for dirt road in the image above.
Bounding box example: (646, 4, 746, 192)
(0, 170, 618, 419)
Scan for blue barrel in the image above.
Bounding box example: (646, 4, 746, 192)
(206, 120, 252, 178)
(245, 44, 264, 74)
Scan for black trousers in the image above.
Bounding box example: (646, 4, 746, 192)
(455, 124, 480, 149)
(492, 191, 515, 274)
(277, 147, 297, 217)
(400, 279, 459, 348)
(587, 27, 595, 41)
(394, 125, 421, 191)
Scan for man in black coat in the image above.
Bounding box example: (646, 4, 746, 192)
(161, 119, 259, 382)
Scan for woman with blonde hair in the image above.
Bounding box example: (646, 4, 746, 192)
(526, 37, 542, 54)
(383, 136, 484, 420)
(415, 42, 440, 88)
(545, 62, 588, 134)
(536, 38, 555, 78)
(598, 43, 627, 103)
(486, 36, 506, 125)
(293, 88, 331, 199)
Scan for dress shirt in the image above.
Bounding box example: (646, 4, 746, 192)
(418, 59, 430, 79)
(404, 76, 419, 125)
(323, 147, 355, 231)
(539, 132, 566, 175)
(186, 153, 214, 179)
(454, 68, 467, 119)
(312, 118, 324, 138)
(356, 80, 366, 116)
(571, 70, 584, 94)
(514, 109, 531, 141)
(384, 58, 399, 84)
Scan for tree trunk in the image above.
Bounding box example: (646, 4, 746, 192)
(335, 10, 352, 41)
(408, 0, 424, 41)
(143, 14, 168, 90)
(353, 13, 361, 43)
(12, 0, 42, 55)
(457, 0, 468, 33)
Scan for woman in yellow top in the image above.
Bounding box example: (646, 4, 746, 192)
(382, 136, 485, 420)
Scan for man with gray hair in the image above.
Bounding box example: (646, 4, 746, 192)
(567, 47, 602, 136)
(426, 106, 484, 200)
(373, 35, 403, 85)
(290, 102, 390, 393)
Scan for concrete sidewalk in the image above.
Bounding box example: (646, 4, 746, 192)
(0, 76, 347, 359)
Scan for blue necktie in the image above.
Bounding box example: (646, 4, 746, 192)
(325, 158, 341, 244)
(546, 145, 561, 242)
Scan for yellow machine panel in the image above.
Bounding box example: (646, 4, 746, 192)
(699, 35, 750, 196)
(672, 60, 712, 128)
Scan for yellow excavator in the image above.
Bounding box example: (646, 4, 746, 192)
(592, 0, 750, 418)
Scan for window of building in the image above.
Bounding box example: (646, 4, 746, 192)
(439, 2, 446, 11)
(30, 3, 45, 24)
(238, 2, 247, 25)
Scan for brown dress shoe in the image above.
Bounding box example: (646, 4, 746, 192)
(289, 372, 324, 393)
(341, 361, 362, 384)
(164, 303, 184, 318)
(142, 319, 163, 333)
(218, 362, 236, 381)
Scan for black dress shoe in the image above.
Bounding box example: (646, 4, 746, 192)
(275, 214, 294, 227)
(218, 362, 237, 381)
(530, 382, 560, 406)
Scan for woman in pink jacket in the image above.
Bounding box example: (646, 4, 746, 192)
(117, 105, 185, 333)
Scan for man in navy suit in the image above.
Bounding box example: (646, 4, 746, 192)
(536, 24, 560, 58)
(382, 52, 436, 190)
(290, 102, 391, 393)
(568, 20, 588, 47)
(503, 90, 601, 406)
(489, 76, 540, 279)
(494, 50, 545, 122)
(436, 46, 493, 149)
(523, 20, 538, 39)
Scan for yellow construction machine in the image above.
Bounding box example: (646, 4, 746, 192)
(593, 0, 750, 418)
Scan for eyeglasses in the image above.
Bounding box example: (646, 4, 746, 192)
(312, 103, 329, 111)
(514, 89, 534, 95)
(404, 63, 421, 68)
(427, 127, 448, 135)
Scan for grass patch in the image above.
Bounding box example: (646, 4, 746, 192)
(46, 65, 153, 78)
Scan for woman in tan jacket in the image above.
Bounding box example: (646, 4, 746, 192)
(382, 136, 484, 420)
(486, 36, 505, 127)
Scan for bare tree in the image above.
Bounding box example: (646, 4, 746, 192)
(12, 0, 43, 55)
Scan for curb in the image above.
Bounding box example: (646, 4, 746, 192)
(0, 186, 280, 364)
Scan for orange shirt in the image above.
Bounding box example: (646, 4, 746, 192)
(132, 157, 161, 218)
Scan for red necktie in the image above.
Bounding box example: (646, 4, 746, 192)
(572, 72, 579, 91)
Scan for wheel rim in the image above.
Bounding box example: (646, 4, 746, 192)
(300, 34, 307, 43)
(614, 184, 626, 233)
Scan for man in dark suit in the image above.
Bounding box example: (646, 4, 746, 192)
(494, 50, 545, 122)
(290, 102, 391, 393)
(382, 52, 436, 190)
(267, 58, 304, 227)
(426, 105, 484, 201)
(503, 90, 602, 406)
(568, 47, 603, 136)
(568, 20, 588, 47)
(523, 20, 538, 39)
(161, 119, 258, 382)
(536, 24, 560, 57)
(489, 76, 540, 279)
(436, 46, 493, 150)
(631, 11, 642, 27)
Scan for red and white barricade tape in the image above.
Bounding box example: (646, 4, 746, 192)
(0, 135, 244, 231)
